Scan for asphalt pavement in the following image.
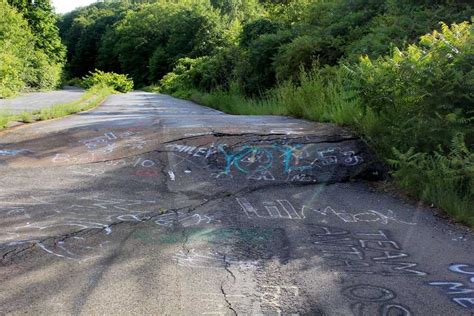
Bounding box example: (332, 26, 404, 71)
(0, 87, 84, 114)
(0, 92, 472, 315)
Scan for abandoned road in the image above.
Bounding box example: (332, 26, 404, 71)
(0, 92, 472, 315)
(0, 87, 84, 114)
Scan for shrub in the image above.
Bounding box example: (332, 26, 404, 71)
(240, 18, 281, 47)
(82, 70, 134, 93)
(159, 58, 203, 95)
(274, 35, 327, 82)
(26, 50, 63, 91)
(350, 21, 474, 155)
(190, 48, 240, 91)
(236, 31, 293, 96)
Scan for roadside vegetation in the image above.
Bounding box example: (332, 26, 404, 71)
(0, 0, 65, 98)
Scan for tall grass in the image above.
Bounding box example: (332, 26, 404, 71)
(390, 136, 474, 226)
(189, 83, 285, 116)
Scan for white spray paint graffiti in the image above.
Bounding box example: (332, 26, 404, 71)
(1, 197, 222, 260)
(236, 198, 305, 220)
(154, 211, 217, 227)
(305, 206, 417, 225)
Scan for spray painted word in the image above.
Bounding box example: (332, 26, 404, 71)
(155, 211, 217, 227)
(217, 144, 362, 176)
(312, 226, 427, 277)
(429, 263, 474, 309)
(237, 197, 305, 220)
(165, 143, 222, 158)
(79, 130, 148, 154)
(343, 284, 412, 315)
(305, 206, 417, 225)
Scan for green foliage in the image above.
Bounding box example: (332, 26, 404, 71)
(0, 1, 32, 97)
(240, 18, 281, 47)
(159, 58, 199, 95)
(115, 2, 225, 86)
(82, 70, 134, 93)
(8, 0, 66, 64)
(211, 0, 264, 21)
(19, 111, 33, 123)
(59, 1, 130, 78)
(351, 21, 473, 154)
(273, 66, 363, 126)
(191, 48, 240, 91)
(0, 1, 63, 97)
(236, 31, 292, 95)
(190, 83, 285, 115)
(274, 35, 322, 82)
(389, 135, 473, 226)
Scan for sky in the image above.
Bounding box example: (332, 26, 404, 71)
(52, 0, 97, 14)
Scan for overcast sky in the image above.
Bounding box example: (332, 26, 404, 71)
(52, 0, 97, 14)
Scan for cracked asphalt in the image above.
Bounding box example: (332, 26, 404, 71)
(0, 92, 473, 315)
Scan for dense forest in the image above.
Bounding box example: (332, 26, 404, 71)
(0, 0, 473, 225)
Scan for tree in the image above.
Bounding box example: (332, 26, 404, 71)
(8, 0, 65, 63)
(0, 1, 35, 97)
(60, 2, 130, 78)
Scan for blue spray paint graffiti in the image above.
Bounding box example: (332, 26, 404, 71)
(429, 263, 474, 310)
(217, 143, 363, 177)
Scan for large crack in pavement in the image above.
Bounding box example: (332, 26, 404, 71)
(0, 179, 305, 264)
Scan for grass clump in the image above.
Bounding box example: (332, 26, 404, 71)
(36, 84, 113, 121)
(19, 112, 33, 123)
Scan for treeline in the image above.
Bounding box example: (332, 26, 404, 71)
(60, 0, 473, 224)
(0, 0, 65, 98)
(59, 0, 472, 91)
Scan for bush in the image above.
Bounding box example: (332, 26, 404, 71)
(236, 31, 293, 95)
(159, 58, 203, 95)
(350, 21, 473, 155)
(27, 50, 63, 90)
(349, 21, 474, 225)
(82, 70, 134, 93)
(190, 48, 240, 91)
(274, 35, 328, 82)
(240, 18, 281, 47)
